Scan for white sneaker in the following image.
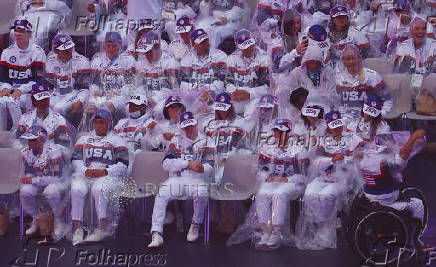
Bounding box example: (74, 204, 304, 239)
(53, 218, 65, 237)
(255, 233, 270, 249)
(85, 228, 110, 242)
(25, 219, 38, 235)
(148, 232, 164, 248)
(266, 232, 281, 249)
(72, 228, 84, 246)
(187, 223, 200, 242)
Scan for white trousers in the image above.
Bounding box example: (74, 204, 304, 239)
(71, 176, 112, 221)
(0, 98, 22, 131)
(20, 182, 67, 218)
(150, 176, 209, 233)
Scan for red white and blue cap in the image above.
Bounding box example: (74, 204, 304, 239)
(393, 0, 411, 11)
(302, 104, 323, 117)
(138, 19, 155, 31)
(190, 29, 208, 44)
(105, 31, 122, 45)
(165, 95, 183, 108)
(257, 95, 278, 108)
(363, 95, 383, 117)
(235, 29, 255, 50)
(136, 31, 160, 53)
(330, 5, 348, 18)
(11, 19, 32, 31)
(31, 82, 50, 101)
(273, 119, 292, 132)
(214, 92, 232, 111)
(175, 16, 193, 33)
(129, 93, 147, 105)
(52, 33, 75, 51)
(21, 125, 48, 140)
(325, 110, 344, 129)
(179, 111, 197, 128)
(92, 108, 113, 125)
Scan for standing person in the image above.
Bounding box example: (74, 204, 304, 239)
(45, 33, 91, 128)
(71, 109, 129, 245)
(148, 111, 215, 248)
(19, 126, 68, 237)
(0, 19, 46, 130)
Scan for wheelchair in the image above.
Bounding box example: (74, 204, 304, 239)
(344, 186, 429, 265)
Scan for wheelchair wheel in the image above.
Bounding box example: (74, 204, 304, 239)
(401, 187, 429, 236)
(353, 209, 414, 265)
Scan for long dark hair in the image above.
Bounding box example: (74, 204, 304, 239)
(361, 109, 383, 140)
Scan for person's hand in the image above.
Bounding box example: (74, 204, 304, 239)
(296, 37, 309, 55)
(147, 121, 157, 130)
(411, 129, 426, 141)
(20, 176, 32, 184)
(215, 17, 228, 26)
(332, 154, 344, 162)
(11, 89, 22, 100)
(71, 101, 83, 114)
(188, 161, 204, 173)
(0, 88, 10, 97)
(267, 176, 288, 183)
(85, 169, 108, 178)
(163, 133, 174, 141)
(200, 90, 210, 102)
(232, 90, 250, 102)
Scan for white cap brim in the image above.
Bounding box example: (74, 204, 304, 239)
(194, 34, 208, 44)
(331, 12, 348, 18)
(129, 99, 147, 105)
(273, 125, 291, 131)
(258, 102, 275, 108)
(214, 102, 231, 111)
(363, 104, 381, 117)
(20, 134, 39, 140)
(302, 107, 321, 117)
(33, 92, 50, 101)
(175, 25, 192, 33)
(136, 44, 153, 53)
(56, 41, 75, 51)
(238, 38, 255, 50)
(327, 119, 344, 129)
(180, 118, 197, 128)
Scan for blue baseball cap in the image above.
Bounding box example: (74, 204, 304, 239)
(52, 33, 75, 51)
(235, 29, 255, 50)
(214, 92, 232, 111)
(330, 5, 348, 18)
(363, 95, 383, 117)
(31, 82, 50, 101)
(21, 125, 48, 140)
(325, 111, 344, 129)
(258, 95, 278, 108)
(308, 24, 327, 42)
(272, 119, 293, 132)
(11, 19, 32, 31)
(175, 16, 193, 33)
(136, 31, 160, 53)
(190, 29, 208, 44)
(105, 31, 122, 45)
(393, 0, 411, 11)
(165, 95, 183, 108)
(180, 111, 197, 128)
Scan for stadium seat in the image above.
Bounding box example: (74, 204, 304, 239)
(406, 73, 436, 121)
(0, 148, 22, 195)
(364, 57, 394, 75)
(382, 74, 412, 120)
(0, 131, 12, 148)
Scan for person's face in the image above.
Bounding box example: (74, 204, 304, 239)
(411, 21, 426, 46)
(180, 31, 191, 43)
(342, 52, 359, 74)
(333, 16, 348, 31)
(307, 116, 318, 126)
(193, 39, 210, 57)
(216, 109, 230, 120)
(363, 113, 372, 122)
(259, 107, 273, 121)
(129, 103, 145, 113)
(35, 98, 50, 111)
(167, 104, 183, 122)
(55, 48, 73, 63)
(14, 29, 31, 47)
(242, 45, 255, 59)
(182, 124, 198, 139)
(329, 126, 343, 137)
(273, 129, 291, 148)
(28, 138, 44, 153)
(284, 16, 301, 36)
(145, 44, 162, 62)
(104, 41, 121, 59)
(94, 118, 109, 136)
(306, 60, 321, 73)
